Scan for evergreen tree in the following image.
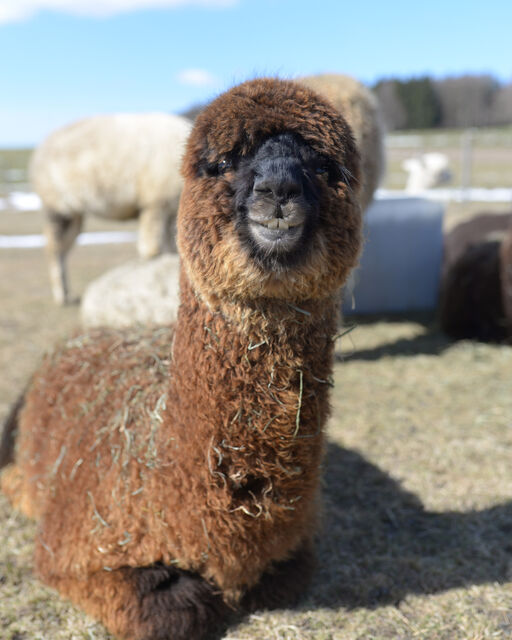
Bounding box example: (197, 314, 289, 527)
(395, 77, 442, 129)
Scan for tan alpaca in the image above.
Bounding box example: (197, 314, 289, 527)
(300, 73, 385, 211)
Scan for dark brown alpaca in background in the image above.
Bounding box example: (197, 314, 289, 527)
(439, 212, 512, 342)
(1, 78, 362, 639)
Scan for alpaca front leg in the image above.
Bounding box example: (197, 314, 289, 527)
(43, 210, 83, 305)
(0, 391, 25, 470)
(38, 561, 231, 640)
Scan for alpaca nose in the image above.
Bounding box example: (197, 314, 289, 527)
(253, 160, 303, 202)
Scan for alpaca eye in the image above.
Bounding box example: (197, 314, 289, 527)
(218, 158, 232, 174)
(315, 165, 329, 176)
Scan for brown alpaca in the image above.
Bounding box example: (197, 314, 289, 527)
(439, 212, 512, 342)
(1, 78, 362, 639)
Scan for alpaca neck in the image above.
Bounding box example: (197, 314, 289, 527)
(166, 271, 339, 593)
(170, 272, 338, 444)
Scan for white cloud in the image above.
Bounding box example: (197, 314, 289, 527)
(177, 68, 218, 87)
(0, 0, 237, 24)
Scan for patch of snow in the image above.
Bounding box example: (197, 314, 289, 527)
(377, 188, 512, 203)
(0, 231, 137, 249)
(0, 191, 41, 211)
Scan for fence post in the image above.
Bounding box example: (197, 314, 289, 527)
(460, 128, 474, 200)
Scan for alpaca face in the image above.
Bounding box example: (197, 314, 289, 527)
(230, 132, 344, 270)
(178, 78, 363, 304)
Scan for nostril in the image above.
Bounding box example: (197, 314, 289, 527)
(253, 183, 273, 196)
(283, 181, 302, 199)
(253, 176, 303, 201)
(253, 175, 274, 196)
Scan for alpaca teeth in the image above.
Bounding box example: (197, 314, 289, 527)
(263, 218, 291, 231)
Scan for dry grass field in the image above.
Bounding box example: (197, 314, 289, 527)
(1, 134, 512, 639)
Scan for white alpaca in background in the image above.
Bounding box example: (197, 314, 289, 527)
(403, 152, 452, 193)
(30, 113, 191, 304)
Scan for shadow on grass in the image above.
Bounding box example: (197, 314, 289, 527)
(336, 312, 454, 362)
(307, 442, 512, 609)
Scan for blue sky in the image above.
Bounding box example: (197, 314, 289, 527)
(1, 0, 511, 146)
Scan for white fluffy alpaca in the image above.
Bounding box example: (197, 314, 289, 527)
(31, 113, 191, 304)
(403, 152, 452, 193)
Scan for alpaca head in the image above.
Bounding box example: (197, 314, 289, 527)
(178, 78, 363, 305)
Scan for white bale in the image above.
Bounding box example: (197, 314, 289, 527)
(343, 198, 444, 314)
(81, 254, 180, 328)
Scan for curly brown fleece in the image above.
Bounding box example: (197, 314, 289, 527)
(1, 78, 362, 640)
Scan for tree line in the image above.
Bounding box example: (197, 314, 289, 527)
(373, 74, 512, 131)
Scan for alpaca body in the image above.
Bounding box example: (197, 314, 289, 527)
(32, 114, 190, 222)
(2, 78, 362, 639)
(439, 212, 512, 342)
(6, 276, 336, 599)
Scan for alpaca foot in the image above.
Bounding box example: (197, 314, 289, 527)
(44, 564, 232, 640)
(241, 541, 315, 612)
